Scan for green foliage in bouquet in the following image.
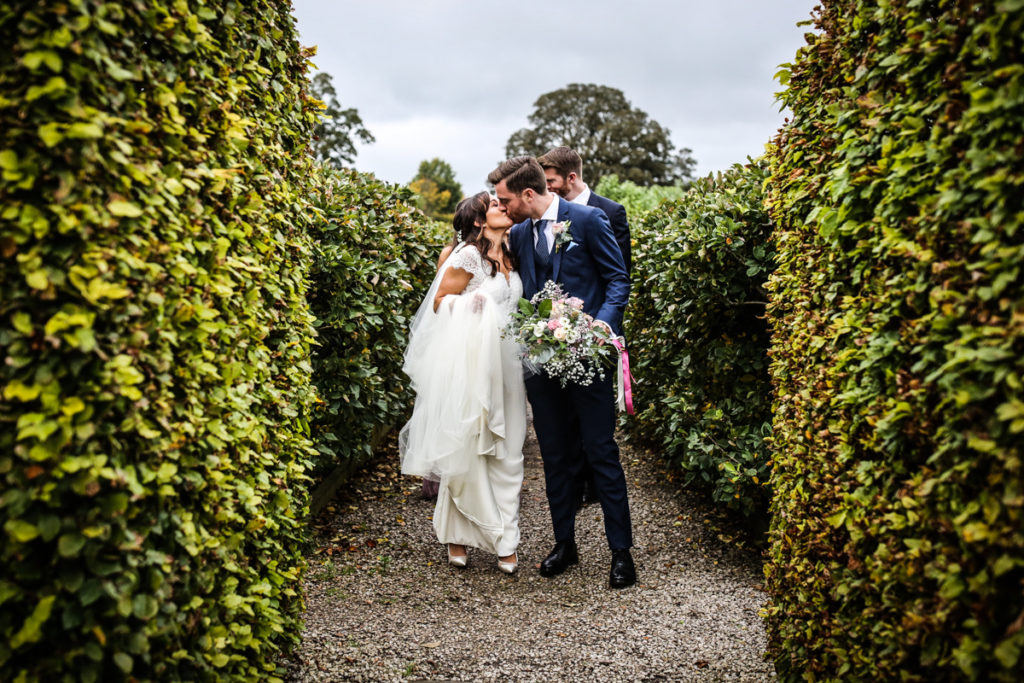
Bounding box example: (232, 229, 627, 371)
(763, 1, 1024, 679)
(306, 168, 448, 480)
(1, 2, 319, 680)
(624, 161, 774, 516)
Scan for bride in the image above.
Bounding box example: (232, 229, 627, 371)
(399, 192, 526, 573)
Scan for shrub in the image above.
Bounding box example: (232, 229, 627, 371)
(624, 161, 774, 516)
(763, 1, 1024, 679)
(306, 168, 448, 481)
(593, 173, 688, 217)
(1, 3, 318, 680)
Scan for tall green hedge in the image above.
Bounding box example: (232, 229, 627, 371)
(625, 161, 774, 516)
(307, 168, 447, 480)
(1, 3, 318, 680)
(764, 1, 1024, 679)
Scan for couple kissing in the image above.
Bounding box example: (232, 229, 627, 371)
(400, 152, 635, 589)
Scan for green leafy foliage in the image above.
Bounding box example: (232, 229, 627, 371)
(593, 173, 689, 217)
(763, 2, 1024, 679)
(624, 161, 774, 516)
(1, 3, 319, 680)
(306, 168, 448, 481)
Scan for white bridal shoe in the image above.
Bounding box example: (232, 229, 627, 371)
(447, 544, 468, 568)
(497, 553, 518, 574)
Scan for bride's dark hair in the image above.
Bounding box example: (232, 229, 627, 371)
(450, 191, 517, 278)
(451, 192, 488, 245)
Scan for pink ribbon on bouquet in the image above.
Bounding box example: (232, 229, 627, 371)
(610, 337, 634, 415)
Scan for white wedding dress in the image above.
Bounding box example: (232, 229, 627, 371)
(399, 244, 526, 557)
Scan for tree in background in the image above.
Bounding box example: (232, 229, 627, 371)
(506, 83, 696, 187)
(309, 71, 374, 167)
(410, 157, 462, 221)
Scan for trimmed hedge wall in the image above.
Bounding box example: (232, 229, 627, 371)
(307, 168, 447, 480)
(764, 1, 1024, 679)
(624, 161, 774, 516)
(1, 3, 318, 681)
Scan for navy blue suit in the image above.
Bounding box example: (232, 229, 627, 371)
(509, 196, 633, 550)
(587, 192, 631, 275)
(578, 191, 631, 506)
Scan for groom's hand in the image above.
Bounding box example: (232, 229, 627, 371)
(593, 319, 613, 340)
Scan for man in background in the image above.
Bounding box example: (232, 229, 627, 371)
(538, 146, 631, 273)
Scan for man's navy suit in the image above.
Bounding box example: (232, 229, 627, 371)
(575, 191, 631, 505)
(586, 192, 631, 274)
(509, 196, 632, 550)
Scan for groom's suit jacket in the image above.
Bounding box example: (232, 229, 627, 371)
(510, 196, 630, 335)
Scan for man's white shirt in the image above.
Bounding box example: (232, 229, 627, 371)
(570, 184, 592, 206)
(533, 195, 561, 251)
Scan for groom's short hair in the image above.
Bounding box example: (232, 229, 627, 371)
(487, 157, 547, 195)
(537, 146, 583, 180)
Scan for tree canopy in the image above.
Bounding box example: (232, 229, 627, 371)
(309, 71, 374, 168)
(506, 83, 696, 187)
(409, 157, 462, 220)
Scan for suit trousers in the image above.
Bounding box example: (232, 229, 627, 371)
(525, 371, 633, 550)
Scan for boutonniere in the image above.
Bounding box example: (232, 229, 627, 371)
(551, 221, 573, 252)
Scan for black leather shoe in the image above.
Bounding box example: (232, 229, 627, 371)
(539, 541, 579, 577)
(609, 549, 636, 589)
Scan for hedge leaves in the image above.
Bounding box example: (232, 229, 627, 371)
(625, 161, 775, 516)
(764, 1, 1024, 679)
(1, 3, 319, 680)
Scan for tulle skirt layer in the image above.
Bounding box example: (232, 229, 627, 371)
(399, 289, 527, 555)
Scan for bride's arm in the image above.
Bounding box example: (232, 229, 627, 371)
(436, 244, 454, 270)
(433, 267, 472, 312)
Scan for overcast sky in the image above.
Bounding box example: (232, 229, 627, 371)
(291, 0, 815, 192)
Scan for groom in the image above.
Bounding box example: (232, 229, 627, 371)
(487, 156, 636, 588)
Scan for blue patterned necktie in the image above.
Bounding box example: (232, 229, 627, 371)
(534, 219, 551, 267)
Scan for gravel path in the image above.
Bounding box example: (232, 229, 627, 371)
(284, 424, 774, 682)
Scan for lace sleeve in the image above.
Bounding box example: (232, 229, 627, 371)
(447, 245, 484, 278)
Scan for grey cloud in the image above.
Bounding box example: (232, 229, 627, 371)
(294, 0, 814, 187)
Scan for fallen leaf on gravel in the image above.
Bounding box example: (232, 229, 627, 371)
(421, 641, 441, 648)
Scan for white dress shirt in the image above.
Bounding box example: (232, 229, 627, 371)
(533, 195, 561, 251)
(571, 184, 592, 206)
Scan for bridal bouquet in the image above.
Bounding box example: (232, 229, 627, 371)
(506, 281, 614, 387)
